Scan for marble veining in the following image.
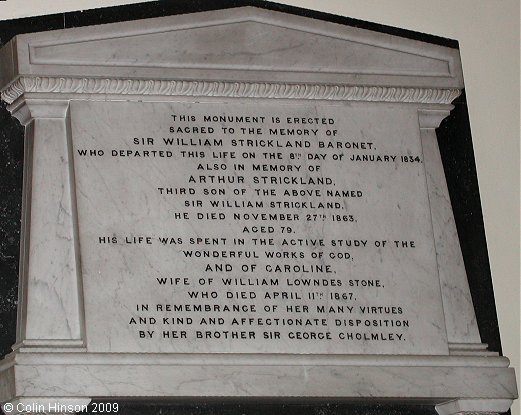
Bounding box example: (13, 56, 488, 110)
(0, 6, 516, 415)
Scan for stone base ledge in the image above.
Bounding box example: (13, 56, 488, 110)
(0, 352, 516, 413)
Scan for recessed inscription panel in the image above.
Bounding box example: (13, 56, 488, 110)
(71, 100, 448, 355)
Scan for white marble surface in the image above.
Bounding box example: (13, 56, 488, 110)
(1, 352, 516, 402)
(0, 7, 463, 88)
(12, 100, 85, 349)
(419, 115, 481, 346)
(71, 99, 447, 355)
(0, 5, 516, 414)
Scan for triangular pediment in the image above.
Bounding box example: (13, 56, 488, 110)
(5, 7, 463, 89)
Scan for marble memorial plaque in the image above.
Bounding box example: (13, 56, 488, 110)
(72, 100, 446, 355)
(0, 6, 516, 415)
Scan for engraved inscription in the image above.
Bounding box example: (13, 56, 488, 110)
(71, 100, 448, 355)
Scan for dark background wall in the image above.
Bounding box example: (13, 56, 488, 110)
(0, 1, 504, 414)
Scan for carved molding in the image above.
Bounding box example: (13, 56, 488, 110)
(7, 98, 70, 125)
(418, 108, 453, 129)
(1, 76, 461, 105)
